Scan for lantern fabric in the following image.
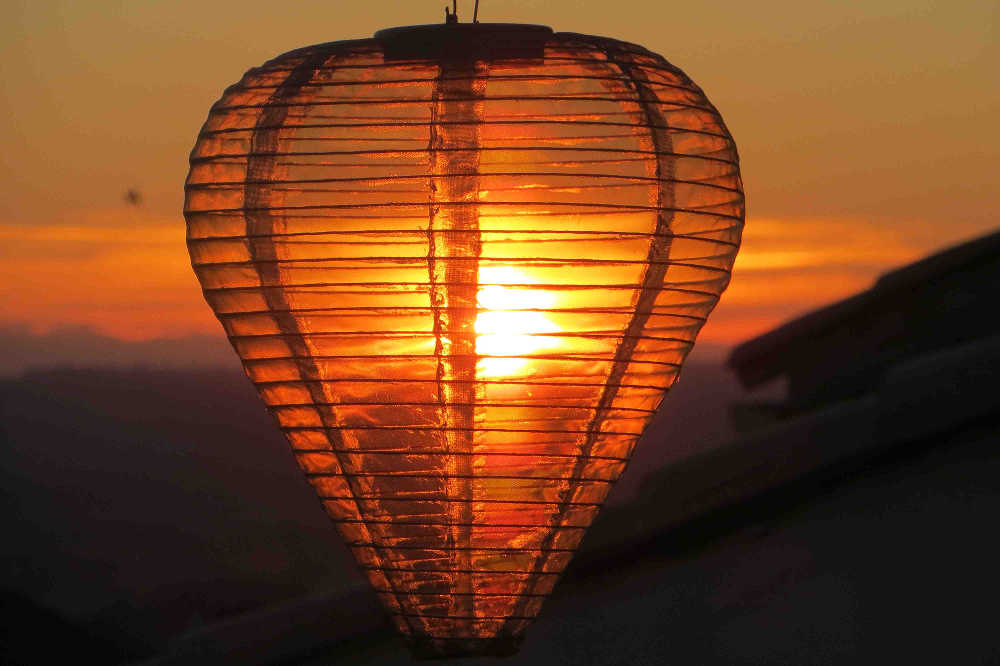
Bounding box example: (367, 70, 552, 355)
(184, 23, 743, 657)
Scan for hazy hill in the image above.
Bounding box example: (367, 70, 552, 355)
(0, 349, 749, 661)
(0, 326, 240, 377)
(0, 368, 359, 660)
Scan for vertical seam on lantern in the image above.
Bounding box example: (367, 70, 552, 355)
(425, 63, 453, 637)
(427, 54, 489, 640)
(426, 67, 451, 633)
(499, 40, 678, 636)
(592, 43, 678, 479)
(240, 48, 416, 636)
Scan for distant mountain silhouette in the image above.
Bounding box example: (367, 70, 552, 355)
(0, 344, 752, 660)
(0, 368, 360, 661)
(0, 325, 240, 377)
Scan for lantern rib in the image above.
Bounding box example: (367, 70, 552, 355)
(195, 257, 732, 271)
(203, 283, 721, 296)
(190, 202, 743, 219)
(213, 307, 708, 317)
(231, 335, 695, 345)
(237, 49, 420, 636)
(322, 496, 606, 506)
(360, 566, 563, 574)
(391, 613, 548, 620)
(202, 185, 717, 197)
(393, 632, 535, 640)
(196, 110, 669, 120)
(245, 355, 683, 368)
(191, 174, 741, 192)
(295, 431, 641, 439)
(239, 344, 688, 356)
(223, 72, 702, 92)
(198, 93, 715, 107)
(334, 520, 589, 528)
(311, 474, 617, 482)
(190, 229, 740, 241)
(299, 449, 635, 459)
(351, 545, 578, 553)
(375, 591, 553, 597)
(191, 146, 738, 163)
(280, 401, 655, 412)
(246, 356, 681, 366)
(197, 121, 732, 142)
(214, 308, 705, 317)
(213, 85, 707, 104)
(498, 41, 680, 635)
(213, 155, 724, 165)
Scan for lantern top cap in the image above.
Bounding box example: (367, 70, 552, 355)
(374, 22, 553, 41)
(374, 23, 554, 61)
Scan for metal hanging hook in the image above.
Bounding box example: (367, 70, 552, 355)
(444, 0, 480, 24)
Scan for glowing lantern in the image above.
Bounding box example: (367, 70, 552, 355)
(184, 20, 743, 658)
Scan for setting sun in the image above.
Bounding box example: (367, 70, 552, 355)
(474, 266, 560, 377)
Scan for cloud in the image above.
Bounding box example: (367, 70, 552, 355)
(699, 216, 952, 345)
(0, 210, 216, 340)
(1, 211, 978, 353)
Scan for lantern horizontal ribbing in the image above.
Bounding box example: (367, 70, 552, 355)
(184, 22, 743, 658)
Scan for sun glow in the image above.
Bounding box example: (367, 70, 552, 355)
(475, 266, 560, 377)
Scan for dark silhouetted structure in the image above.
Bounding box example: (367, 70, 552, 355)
(729, 229, 1000, 420)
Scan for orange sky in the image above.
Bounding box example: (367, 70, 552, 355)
(2, 0, 997, 351)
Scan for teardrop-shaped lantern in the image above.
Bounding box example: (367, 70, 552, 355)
(184, 21, 743, 658)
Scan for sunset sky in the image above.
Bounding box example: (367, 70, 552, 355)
(2, 0, 997, 356)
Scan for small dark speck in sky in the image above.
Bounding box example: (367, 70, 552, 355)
(123, 188, 143, 206)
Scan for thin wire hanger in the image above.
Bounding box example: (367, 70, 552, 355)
(445, 0, 481, 23)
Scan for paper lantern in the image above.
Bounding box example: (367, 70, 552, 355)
(184, 21, 743, 658)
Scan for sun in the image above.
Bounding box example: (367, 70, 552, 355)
(475, 266, 560, 377)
